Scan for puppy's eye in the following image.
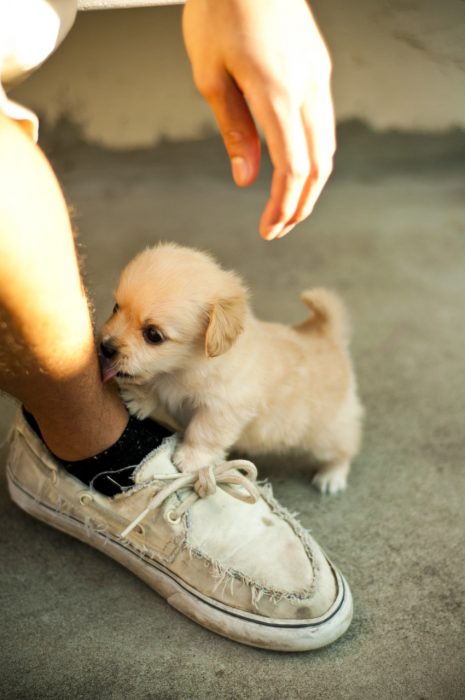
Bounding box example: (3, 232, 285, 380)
(113, 303, 119, 314)
(143, 325, 164, 345)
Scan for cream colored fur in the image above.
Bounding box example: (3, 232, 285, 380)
(100, 243, 363, 493)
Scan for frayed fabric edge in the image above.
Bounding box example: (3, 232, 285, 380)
(185, 545, 316, 608)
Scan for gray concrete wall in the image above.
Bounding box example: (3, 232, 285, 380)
(10, 0, 465, 148)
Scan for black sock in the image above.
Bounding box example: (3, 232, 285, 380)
(23, 409, 172, 497)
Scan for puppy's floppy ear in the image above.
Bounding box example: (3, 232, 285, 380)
(205, 276, 248, 358)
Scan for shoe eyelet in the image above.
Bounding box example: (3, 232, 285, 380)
(135, 524, 145, 536)
(79, 493, 93, 506)
(165, 509, 182, 525)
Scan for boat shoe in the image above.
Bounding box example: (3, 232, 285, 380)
(6, 409, 353, 652)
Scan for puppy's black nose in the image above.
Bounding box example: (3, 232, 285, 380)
(100, 340, 118, 360)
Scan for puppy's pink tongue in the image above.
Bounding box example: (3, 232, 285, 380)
(99, 356, 118, 383)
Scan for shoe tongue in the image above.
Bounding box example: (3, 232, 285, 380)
(133, 435, 180, 484)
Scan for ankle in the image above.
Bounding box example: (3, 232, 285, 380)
(24, 408, 172, 496)
(26, 385, 129, 461)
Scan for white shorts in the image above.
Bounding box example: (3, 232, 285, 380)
(0, 1, 78, 141)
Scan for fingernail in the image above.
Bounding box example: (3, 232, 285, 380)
(262, 225, 283, 241)
(277, 223, 296, 239)
(231, 156, 250, 187)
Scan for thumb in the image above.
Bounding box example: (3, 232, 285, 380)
(204, 74, 261, 187)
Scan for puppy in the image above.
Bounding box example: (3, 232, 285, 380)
(100, 243, 363, 493)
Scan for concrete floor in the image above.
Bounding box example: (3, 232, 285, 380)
(1, 122, 464, 698)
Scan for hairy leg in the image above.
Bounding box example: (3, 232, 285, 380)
(0, 113, 128, 460)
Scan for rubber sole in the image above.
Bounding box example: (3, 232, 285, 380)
(7, 471, 353, 652)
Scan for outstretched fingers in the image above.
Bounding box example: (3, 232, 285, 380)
(249, 76, 335, 240)
(248, 90, 309, 240)
(289, 89, 336, 228)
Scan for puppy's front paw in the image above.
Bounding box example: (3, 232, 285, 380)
(126, 401, 152, 420)
(121, 389, 153, 420)
(173, 445, 220, 473)
(312, 466, 348, 495)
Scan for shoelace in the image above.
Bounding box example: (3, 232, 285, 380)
(121, 459, 259, 538)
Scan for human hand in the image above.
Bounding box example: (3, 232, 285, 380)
(182, 0, 335, 240)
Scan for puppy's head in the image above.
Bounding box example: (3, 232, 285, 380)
(99, 243, 248, 384)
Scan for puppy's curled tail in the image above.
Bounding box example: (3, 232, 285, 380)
(295, 288, 351, 346)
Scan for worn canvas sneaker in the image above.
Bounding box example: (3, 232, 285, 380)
(6, 409, 353, 652)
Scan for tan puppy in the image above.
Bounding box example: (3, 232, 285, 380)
(100, 243, 363, 493)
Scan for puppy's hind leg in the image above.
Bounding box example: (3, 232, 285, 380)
(312, 460, 351, 495)
(310, 384, 363, 494)
(309, 402, 362, 495)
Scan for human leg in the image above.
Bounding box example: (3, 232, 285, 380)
(0, 112, 128, 460)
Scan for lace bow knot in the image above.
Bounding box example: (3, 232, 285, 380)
(121, 459, 259, 538)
